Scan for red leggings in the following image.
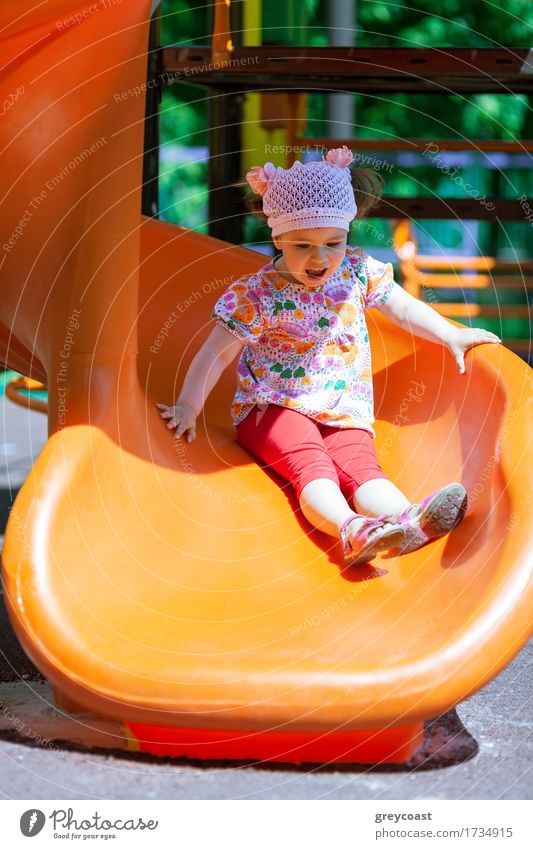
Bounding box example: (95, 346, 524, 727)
(236, 404, 388, 502)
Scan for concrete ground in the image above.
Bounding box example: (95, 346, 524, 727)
(0, 631, 530, 800)
(0, 384, 532, 800)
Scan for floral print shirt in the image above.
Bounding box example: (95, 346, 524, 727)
(210, 245, 399, 436)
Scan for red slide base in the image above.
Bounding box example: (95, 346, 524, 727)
(125, 721, 425, 765)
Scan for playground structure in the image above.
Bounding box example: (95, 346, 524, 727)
(392, 221, 532, 356)
(0, 1, 532, 764)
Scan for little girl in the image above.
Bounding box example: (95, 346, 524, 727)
(156, 146, 501, 566)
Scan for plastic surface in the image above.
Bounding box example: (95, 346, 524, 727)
(0, 1, 532, 763)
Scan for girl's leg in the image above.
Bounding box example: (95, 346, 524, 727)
(320, 425, 411, 517)
(298, 478, 358, 538)
(299, 479, 405, 566)
(236, 407, 404, 560)
(236, 406, 358, 537)
(352, 477, 411, 518)
(317, 425, 467, 556)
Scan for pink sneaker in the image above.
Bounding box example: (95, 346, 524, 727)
(339, 512, 406, 567)
(394, 482, 468, 555)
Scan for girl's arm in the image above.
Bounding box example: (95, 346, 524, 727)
(175, 324, 244, 415)
(156, 325, 244, 441)
(376, 286, 501, 373)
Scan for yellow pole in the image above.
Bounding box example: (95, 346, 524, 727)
(241, 0, 304, 176)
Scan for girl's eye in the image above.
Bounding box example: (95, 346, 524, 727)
(297, 243, 341, 249)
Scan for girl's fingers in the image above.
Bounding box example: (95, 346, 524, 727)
(175, 421, 196, 440)
(156, 405, 194, 438)
(474, 330, 501, 341)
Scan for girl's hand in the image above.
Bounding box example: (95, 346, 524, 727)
(155, 402, 197, 443)
(446, 327, 501, 374)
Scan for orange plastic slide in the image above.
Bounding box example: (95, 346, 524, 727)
(0, 2, 532, 764)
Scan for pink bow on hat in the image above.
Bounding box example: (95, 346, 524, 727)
(323, 145, 354, 167)
(245, 162, 278, 196)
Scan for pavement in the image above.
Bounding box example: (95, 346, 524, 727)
(0, 380, 532, 800)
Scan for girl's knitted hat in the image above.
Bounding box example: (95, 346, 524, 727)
(245, 145, 357, 237)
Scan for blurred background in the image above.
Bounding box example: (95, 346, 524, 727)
(160, 1, 532, 252)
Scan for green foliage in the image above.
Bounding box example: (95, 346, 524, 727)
(355, 91, 532, 144)
(356, 0, 533, 47)
(160, 91, 206, 146)
(161, 0, 209, 47)
(159, 156, 208, 232)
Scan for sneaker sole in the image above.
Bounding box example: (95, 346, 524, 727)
(344, 525, 405, 567)
(418, 483, 468, 536)
(395, 483, 468, 555)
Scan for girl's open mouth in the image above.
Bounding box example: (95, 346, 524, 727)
(305, 268, 328, 279)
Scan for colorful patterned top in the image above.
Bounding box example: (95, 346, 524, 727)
(210, 245, 399, 436)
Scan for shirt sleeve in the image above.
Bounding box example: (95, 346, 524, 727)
(210, 276, 265, 345)
(363, 253, 398, 309)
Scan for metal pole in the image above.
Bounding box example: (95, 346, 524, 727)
(327, 0, 355, 138)
(141, 1, 162, 218)
(208, 89, 245, 243)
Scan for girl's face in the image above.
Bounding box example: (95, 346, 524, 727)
(272, 227, 347, 288)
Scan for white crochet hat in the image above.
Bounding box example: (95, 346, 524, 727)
(245, 146, 357, 237)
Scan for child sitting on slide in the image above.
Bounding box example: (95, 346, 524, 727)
(156, 146, 501, 566)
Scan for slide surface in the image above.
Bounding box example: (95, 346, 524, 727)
(0, 2, 532, 763)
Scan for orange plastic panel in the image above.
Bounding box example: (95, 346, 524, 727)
(0, 2, 532, 765)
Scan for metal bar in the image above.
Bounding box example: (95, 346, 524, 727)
(405, 274, 533, 289)
(162, 47, 533, 93)
(141, 2, 162, 218)
(415, 257, 533, 271)
(376, 196, 531, 220)
(327, 0, 354, 139)
(207, 89, 245, 243)
(294, 136, 533, 153)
